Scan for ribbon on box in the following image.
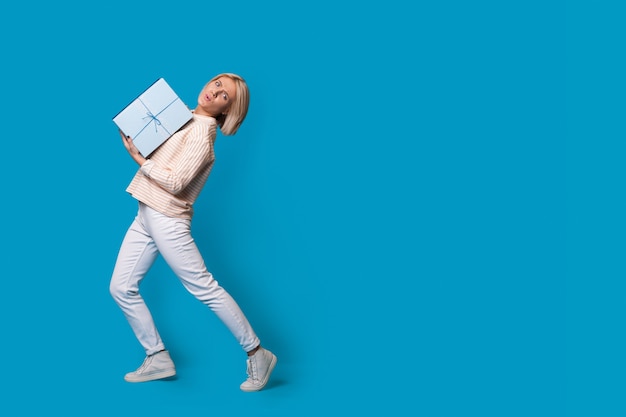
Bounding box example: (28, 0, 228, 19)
(134, 97, 180, 139)
(142, 111, 163, 132)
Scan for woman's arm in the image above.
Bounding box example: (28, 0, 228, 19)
(121, 126, 214, 195)
(120, 130, 147, 166)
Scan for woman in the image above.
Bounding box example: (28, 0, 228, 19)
(110, 73, 276, 392)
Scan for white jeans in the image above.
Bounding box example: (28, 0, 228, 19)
(110, 202, 260, 356)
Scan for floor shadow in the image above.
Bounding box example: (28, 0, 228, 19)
(263, 378, 288, 390)
(157, 375, 179, 382)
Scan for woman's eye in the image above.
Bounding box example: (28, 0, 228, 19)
(216, 81, 221, 87)
(222, 94, 228, 100)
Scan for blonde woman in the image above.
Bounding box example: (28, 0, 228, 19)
(110, 73, 276, 392)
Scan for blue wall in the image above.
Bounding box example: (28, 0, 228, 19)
(567, 2, 626, 416)
(0, 1, 567, 415)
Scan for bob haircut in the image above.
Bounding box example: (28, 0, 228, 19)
(208, 73, 250, 136)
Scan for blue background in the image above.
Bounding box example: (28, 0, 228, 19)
(0, 1, 569, 416)
(568, 2, 626, 417)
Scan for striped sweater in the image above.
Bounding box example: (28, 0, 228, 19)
(126, 113, 218, 219)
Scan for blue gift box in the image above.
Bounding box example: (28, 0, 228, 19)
(113, 78, 193, 157)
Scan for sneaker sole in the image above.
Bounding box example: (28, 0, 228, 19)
(124, 368, 176, 383)
(240, 354, 277, 392)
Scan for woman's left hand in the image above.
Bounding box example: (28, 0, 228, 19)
(119, 130, 146, 166)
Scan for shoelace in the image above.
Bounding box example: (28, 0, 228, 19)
(136, 356, 153, 374)
(246, 358, 258, 381)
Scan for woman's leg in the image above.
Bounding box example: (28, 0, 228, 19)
(142, 204, 260, 352)
(109, 207, 165, 356)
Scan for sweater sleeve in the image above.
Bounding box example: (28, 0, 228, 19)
(139, 125, 215, 195)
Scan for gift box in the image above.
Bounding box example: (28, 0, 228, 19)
(113, 78, 193, 157)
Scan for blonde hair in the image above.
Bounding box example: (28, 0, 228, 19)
(208, 73, 249, 136)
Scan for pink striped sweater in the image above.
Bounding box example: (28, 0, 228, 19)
(126, 113, 218, 219)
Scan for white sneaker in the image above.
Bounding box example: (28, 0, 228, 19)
(240, 347, 277, 392)
(124, 350, 176, 383)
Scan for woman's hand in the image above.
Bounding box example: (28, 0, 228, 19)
(119, 130, 146, 166)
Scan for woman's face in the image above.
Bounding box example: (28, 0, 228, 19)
(196, 76, 237, 117)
